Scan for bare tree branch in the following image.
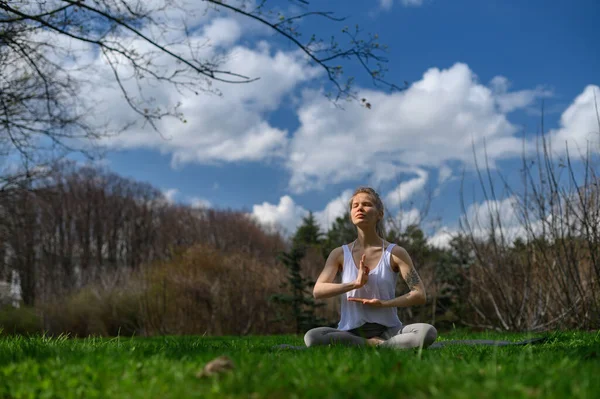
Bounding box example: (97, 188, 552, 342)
(1, 0, 401, 185)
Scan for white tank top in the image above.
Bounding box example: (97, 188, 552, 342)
(338, 241, 403, 331)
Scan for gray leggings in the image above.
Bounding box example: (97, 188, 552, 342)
(304, 323, 438, 349)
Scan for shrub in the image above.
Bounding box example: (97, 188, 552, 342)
(0, 306, 43, 335)
(43, 283, 143, 337)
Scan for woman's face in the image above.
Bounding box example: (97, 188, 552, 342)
(350, 193, 382, 227)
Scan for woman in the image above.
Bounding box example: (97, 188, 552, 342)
(304, 187, 438, 349)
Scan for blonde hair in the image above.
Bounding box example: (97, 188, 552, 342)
(348, 187, 385, 236)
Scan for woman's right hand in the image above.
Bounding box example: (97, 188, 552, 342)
(354, 254, 369, 289)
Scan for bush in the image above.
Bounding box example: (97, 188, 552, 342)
(138, 243, 292, 336)
(43, 283, 142, 337)
(0, 306, 43, 335)
(40, 242, 293, 337)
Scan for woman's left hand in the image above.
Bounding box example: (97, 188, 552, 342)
(347, 297, 385, 307)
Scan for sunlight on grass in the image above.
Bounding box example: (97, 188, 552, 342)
(1, 331, 599, 398)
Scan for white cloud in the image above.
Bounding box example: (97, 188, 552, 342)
(288, 63, 532, 192)
(438, 164, 453, 184)
(39, 2, 598, 226)
(402, 0, 426, 6)
(548, 85, 600, 154)
(252, 190, 425, 239)
(189, 197, 212, 209)
(380, 0, 426, 9)
(162, 189, 211, 208)
(389, 208, 422, 230)
(490, 76, 552, 113)
(143, 0, 252, 38)
(458, 196, 548, 245)
(384, 169, 428, 207)
(314, 189, 353, 231)
(428, 197, 528, 248)
(464, 197, 521, 231)
(379, 0, 394, 10)
(428, 227, 456, 249)
(429, 181, 600, 248)
(163, 188, 179, 203)
(94, 39, 321, 165)
(252, 195, 308, 235)
(252, 189, 354, 236)
(202, 18, 242, 47)
(46, 8, 321, 167)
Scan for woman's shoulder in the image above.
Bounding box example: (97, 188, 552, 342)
(324, 246, 346, 267)
(381, 242, 409, 272)
(385, 241, 405, 250)
(385, 241, 407, 253)
(327, 246, 345, 258)
(330, 242, 354, 252)
(381, 240, 408, 256)
(387, 243, 412, 264)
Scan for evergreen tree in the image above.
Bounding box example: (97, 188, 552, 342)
(293, 212, 323, 250)
(322, 212, 356, 257)
(271, 213, 327, 333)
(271, 246, 327, 333)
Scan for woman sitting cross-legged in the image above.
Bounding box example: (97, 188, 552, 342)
(304, 187, 437, 349)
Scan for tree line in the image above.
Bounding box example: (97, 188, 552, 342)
(1, 141, 599, 336)
(0, 162, 290, 335)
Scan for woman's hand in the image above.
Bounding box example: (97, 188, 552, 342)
(353, 254, 369, 289)
(347, 298, 385, 307)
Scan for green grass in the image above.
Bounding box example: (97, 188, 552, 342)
(1, 330, 599, 398)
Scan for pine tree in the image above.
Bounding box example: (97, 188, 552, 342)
(271, 212, 327, 333)
(293, 212, 323, 250)
(322, 211, 356, 257)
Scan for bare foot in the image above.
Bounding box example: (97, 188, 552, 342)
(366, 337, 385, 346)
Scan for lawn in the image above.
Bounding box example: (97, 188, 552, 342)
(1, 330, 598, 398)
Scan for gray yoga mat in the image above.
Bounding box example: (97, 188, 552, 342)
(427, 337, 548, 349)
(272, 337, 548, 350)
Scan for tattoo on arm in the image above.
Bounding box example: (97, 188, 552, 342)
(404, 268, 421, 290)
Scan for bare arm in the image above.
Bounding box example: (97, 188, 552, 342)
(349, 246, 427, 308)
(381, 246, 427, 307)
(313, 247, 366, 299)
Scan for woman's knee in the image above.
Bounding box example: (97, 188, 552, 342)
(422, 324, 438, 347)
(303, 327, 331, 347)
(401, 323, 438, 348)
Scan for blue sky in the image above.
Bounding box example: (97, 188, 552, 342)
(80, 0, 598, 245)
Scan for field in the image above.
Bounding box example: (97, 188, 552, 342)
(1, 330, 599, 398)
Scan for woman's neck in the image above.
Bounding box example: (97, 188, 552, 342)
(355, 227, 382, 248)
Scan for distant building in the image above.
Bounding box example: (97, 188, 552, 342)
(0, 270, 22, 308)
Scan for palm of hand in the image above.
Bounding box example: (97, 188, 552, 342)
(347, 297, 383, 307)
